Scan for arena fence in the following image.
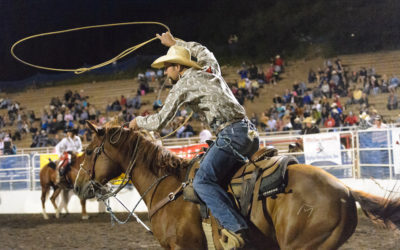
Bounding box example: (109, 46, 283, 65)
(2, 127, 400, 191)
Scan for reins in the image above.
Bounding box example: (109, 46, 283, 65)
(11, 21, 170, 74)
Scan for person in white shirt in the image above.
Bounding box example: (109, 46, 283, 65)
(371, 115, 388, 129)
(199, 124, 212, 143)
(55, 128, 82, 179)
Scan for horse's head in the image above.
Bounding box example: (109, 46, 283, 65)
(74, 121, 132, 199)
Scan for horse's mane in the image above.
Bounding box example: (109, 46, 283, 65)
(104, 121, 191, 180)
(134, 132, 191, 179)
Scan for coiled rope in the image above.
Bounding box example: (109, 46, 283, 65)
(10, 21, 170, 74)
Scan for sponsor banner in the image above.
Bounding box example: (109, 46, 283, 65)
(39, 152, 85, 169)
(303, 132, 341, 165)
(167, 144, 208, 159)
(392, 128, 400, 174)
(39, 154, 59, 169)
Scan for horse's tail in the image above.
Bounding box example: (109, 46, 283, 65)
(350, 189, 400, 229)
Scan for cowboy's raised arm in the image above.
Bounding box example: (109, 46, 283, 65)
(135, 81, 196, 131)
(175, 40, 221, 76)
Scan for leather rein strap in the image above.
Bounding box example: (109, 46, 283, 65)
(147, 181, 188, 219)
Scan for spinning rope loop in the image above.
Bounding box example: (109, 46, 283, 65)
(11, 21, 170, 74)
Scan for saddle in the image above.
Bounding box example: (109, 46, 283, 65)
(183, 146, 298, 249)
(56, 153, 76, 188)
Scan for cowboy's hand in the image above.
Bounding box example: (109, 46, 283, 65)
(129, 119, 139, 130)
(156, 32, 176, 47)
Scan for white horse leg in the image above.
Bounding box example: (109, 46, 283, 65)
(42, 207, 49, 220)
(50, 187, 62, 219)
(41, 186, 50, 220)
(81, 199, 89, 220)
(62, 189, 70, 214)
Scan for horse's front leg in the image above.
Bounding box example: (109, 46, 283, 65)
(41, 185, 50, 220)
(80, 199, 89, 220)
(50, 187, 62, 218)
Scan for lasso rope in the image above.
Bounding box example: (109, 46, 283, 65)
(10, 21, 170, 74)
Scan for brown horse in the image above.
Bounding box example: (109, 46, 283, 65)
(40, 153, 89, 220)
(74, 122, 400, 249)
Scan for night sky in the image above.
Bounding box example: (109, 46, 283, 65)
(0, 0, 214, 81)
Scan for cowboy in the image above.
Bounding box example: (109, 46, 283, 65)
(301, 117, 320, 134)
(129, 32, 259, 248)
(55, 128, 82, 181)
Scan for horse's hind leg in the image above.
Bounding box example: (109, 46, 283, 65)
(50, 187, 62, 218)
(317, 197, 358, 249)
(81, 199, 89, 220)
(61, 189, 70, 215)
(41, 185, 50, 220)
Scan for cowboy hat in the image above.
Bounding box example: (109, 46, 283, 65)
(302, 117, 315, 124)
(151, 45, 201, 69)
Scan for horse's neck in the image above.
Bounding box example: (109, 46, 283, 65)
(123, 132, 187, 206)
(130, 162, 186, 208)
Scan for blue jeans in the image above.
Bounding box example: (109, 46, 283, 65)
(193, 119, 259, 232)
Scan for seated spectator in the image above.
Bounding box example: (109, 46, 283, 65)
(351, 88, 363, 104)
(321, 81, 331, 98)
(3, 140, 16, 155)
(388, 75, 399, 93)
(153, 99, 162, 111)
(111, 98, 122, 111)
(37, 130, 49, 147)
(358, 67, 367, 84)
(248, 63, 258, 80)
(302, 90, 313, 105)
(249, 113, 259, 128)
(274, 55, 284, 73)
(324, 114, 336, 128)
(259, 112, 268, 131)
(120, 95, 127, 107)
(273, 94, 283, 104)
(266, 116, 277, 132)
(182, 122, 195, 138)
(311, 108, 322, 125)
(292, 117, 302, 130)
(359, 93, 369, 107)
(308, 69, 317, 83)
(264, 64, 275, 84)
(282, 89, 292, 104)
(387, 93, 398, 110)
(282, 115, 293, 131)
(344, 111, 358, 126)
(237, 64, 248, 79)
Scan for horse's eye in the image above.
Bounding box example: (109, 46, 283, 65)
(86, 149, 93, 155)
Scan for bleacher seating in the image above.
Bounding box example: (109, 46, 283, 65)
(3, 49, 400, 149)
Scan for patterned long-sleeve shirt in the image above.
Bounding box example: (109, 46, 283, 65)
(136, 40, 246, 132)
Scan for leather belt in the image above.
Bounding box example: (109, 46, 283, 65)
(216, 117, 247, 135)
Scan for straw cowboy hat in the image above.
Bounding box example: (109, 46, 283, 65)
(151, 45, 201, 69)
(302, 117, 315, 124)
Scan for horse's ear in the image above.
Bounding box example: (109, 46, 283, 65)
(86, 121, 105, 136)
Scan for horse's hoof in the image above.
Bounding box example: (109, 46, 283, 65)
(56, 210, 60, 219)
(82, 215, 90, 220)
(43, 215, 49, 220)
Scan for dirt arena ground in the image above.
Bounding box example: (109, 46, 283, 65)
(1, 212, 400, 249)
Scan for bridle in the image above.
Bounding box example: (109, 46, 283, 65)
(77, 126, 141, 200)
(76, 125, 187, 223)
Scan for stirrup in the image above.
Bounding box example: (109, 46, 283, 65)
(219, 228, 245, 250)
